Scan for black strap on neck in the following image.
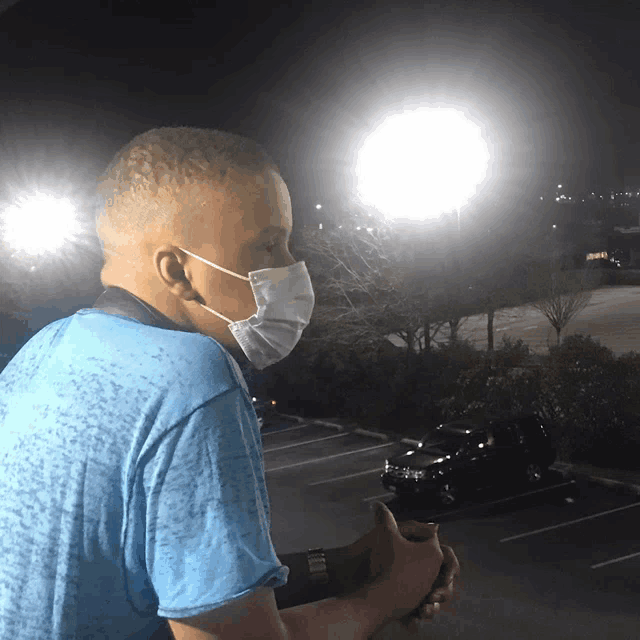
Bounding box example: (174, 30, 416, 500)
(92, 287, 183, 332)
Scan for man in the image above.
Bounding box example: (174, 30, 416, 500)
(0, 126, 459, 639)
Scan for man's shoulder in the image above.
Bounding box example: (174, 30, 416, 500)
(146, 325, 249, 396)
(73, 309, 246, 393)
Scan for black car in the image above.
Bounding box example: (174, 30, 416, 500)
(381, 414, 556, 507)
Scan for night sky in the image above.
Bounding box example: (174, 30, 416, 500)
(1, 0, 640, 319)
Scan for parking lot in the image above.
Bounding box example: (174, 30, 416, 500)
(263, 417, 640, 639)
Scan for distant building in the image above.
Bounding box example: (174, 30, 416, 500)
(608, 219, 640, 268)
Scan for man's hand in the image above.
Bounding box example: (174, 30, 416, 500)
(340, 506, 461, 627)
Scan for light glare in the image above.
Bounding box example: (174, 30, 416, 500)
(355, 107, 490, 221)
(2, 191, 81, 257)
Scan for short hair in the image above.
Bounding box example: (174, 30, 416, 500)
(95, 126, 277, 264)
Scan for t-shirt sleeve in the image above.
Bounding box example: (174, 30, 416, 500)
(142, 388, 289, 619)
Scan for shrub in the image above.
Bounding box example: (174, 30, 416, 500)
(540, 335, 630, 463)
(491, 335, 532, 369)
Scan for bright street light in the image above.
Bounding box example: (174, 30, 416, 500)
(354, 106, 490, 222)
(1, 190, 83, 257)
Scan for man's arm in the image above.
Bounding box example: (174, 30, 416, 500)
(274, 547, 367, 610)
(168, 504, 451, 640)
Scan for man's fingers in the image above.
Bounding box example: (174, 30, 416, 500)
(398, 520, 438, 541)
(440, 544, 461, 579)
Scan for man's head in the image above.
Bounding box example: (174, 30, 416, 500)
(94, 126, 296, 352)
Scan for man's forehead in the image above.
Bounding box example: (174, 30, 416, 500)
(246, 169, 293, 233)
(181, 167, 292, 236)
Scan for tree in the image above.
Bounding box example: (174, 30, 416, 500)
(296, 210, 468, 370)
(529, 269, 593, 346)
(448, 221, 541, 353)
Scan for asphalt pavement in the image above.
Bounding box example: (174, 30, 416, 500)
(263, 414, 640, 640)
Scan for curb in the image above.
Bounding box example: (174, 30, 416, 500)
(353, 428, 390, 441)
(275, 412, 305, 424)
(551, 461, 640, 498)
(307, 419, 345, 432)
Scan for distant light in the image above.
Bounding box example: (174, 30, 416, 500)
(552, 224, 557, 229)
(558, 184, 562, 188)
(356, 226, 361, 230)
(319, 223, 323, 230)
(2, 191, 81, 257)
(540, 196, 543, 200)
(316, 204, 322, 209)
(338, 225, 342, 229)
(366, 227, 373, 232)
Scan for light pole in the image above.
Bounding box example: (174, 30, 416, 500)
(354, 104, 491, 351)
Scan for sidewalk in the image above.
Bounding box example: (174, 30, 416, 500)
(308, 416, 640, 499)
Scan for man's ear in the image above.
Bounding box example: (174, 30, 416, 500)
(153, 244, 203, 303)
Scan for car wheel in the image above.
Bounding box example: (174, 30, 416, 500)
(436, 482, 459, 507)
(524, 462, 544, 485)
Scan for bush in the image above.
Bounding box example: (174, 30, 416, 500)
(491, 335, 533, 369)
(537, 334, 640, 464)
(261, 328, 640, 469)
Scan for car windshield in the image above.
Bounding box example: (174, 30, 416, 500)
(418, 429, 467, 455)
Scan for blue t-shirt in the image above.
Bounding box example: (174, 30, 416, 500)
(0, 309, 288, 639)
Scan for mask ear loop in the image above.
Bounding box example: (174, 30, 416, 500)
(179, 247, 251, 281)
(178, 247, 251, 325)
(199, 303, 234, 325)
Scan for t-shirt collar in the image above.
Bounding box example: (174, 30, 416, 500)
(92, 287, 184, 332)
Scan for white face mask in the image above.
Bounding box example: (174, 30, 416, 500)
(179, 248, 315, 370)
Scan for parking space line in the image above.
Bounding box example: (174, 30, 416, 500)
(308, 468, 382, 486)
(263, 432, 348, 453)
(500, 501, 640, 542)
(262, 423, 313, 435)
(362, 491, 395, 502)
(435, 481, 577, 518)
(266, 443, 395, 472)
(591, 551, 640, 569)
